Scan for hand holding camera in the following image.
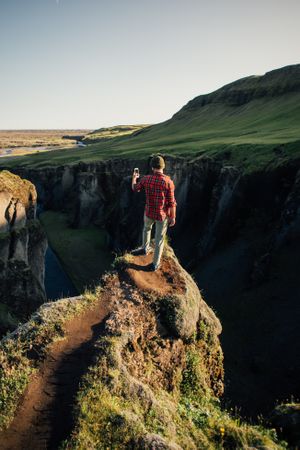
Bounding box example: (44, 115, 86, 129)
(132, 167, 140, 180)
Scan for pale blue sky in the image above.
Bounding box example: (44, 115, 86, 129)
(0, 0, 299, 129)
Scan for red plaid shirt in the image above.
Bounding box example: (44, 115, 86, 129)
(133, 172, 177, 221)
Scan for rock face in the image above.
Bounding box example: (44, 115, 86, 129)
(270, 403, 300, 448)
(123, 245, 222, 343)
(10, 154, 299, 261)
(0, 171, 47, 323)
(8, 155, 239, 254)
(275, 167, 300, 247)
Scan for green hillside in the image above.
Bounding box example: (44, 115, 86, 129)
(82, 124, 150, 144)
(2, 64, 300, 171)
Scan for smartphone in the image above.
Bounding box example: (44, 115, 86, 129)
(134, 167, 139, 177)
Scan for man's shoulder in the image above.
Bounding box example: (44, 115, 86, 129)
(163, 174, 174, 186)
(141, 174, 151, 183)
(142, 173, 174, 186)
(138, 174, 150, 183)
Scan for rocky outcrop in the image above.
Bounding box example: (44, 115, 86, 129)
(270, 403, 300, 448)
(122, 245, 222, 344)
(0, 171, 47, 323)
(0, 245, 284, 449)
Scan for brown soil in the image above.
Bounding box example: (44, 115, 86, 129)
(125, 253, 186, 296)
(0, 298, 110, 450)
(0, 254, 187, 449)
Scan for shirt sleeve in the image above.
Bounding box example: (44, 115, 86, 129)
(133, 176, 145, 192)
(165, 179, 177, 208)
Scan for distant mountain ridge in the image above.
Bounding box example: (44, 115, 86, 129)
(174, 64, 300, 115)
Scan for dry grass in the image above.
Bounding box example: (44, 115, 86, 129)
(0, 170, 36, 206)
(0, 130, 90, 149)
(0, 130, 91, 157)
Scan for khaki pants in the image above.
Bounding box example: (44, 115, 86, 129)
(142, 214, 168, 266)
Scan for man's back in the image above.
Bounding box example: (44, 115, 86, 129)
(134, 172, 176, 221)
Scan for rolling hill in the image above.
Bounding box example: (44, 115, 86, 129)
(82, 124, 150, 144)
(1, 63, 300, 171)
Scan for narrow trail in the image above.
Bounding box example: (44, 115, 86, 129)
(0, 299, 110, 450)
(0, 253, 177, 450)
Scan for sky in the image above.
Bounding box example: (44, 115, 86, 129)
(0, 0, 299, 129)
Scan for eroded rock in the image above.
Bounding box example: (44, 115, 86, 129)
(0, 170, 47, 326)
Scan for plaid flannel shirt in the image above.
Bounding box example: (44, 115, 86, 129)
(133, 172, 177, 221)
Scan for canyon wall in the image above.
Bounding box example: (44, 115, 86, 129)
(0, 170, 47, 323)
(12, 154, 300, 259)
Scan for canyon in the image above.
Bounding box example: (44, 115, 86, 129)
(3, 151, 300, 419)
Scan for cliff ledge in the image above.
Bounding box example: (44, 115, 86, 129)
(0, 244, 284, 449)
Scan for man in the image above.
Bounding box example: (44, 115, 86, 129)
(131, 154, 177, 271)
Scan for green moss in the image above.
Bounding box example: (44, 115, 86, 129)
(0, 170, 36, 205)
(180, 348, 210, 399)
(197, 320, 216, 346)
(0, 339, 34, 430)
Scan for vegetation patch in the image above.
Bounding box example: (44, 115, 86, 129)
(0, 289, 100, 430)
(82, 124, 149, 144)
(0, 170, 36, 207)
(39, 211, 114, 292)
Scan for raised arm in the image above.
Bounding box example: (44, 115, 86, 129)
(132, 171, 144, 192)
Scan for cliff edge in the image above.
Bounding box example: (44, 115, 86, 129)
(0, 244, 284, 449)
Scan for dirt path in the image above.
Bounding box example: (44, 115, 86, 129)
(125, 253, 185, 295)
(0, 253, 179, 450)
(0, 299, 110, 450)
